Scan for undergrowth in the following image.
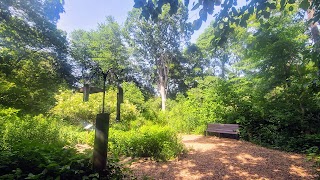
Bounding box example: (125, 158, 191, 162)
(109, 125, 184, 161)
(0, 106, 128, 179)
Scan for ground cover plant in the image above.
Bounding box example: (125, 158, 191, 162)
(1, 0, 320, 178)
(0, 106, 127, 179)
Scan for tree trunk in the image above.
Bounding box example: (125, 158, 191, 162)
(220, 53, 228, 79)
(308, 1, 319, 43)
(158, 53, 169, 111)
(308, 0, 320, 75)
(159, 82, 166, 111)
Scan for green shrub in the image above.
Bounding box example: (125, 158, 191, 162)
(0, 106, 94, 150)
(122, 82, 145, 110)
(50, 90, 102, 124)
(108, 125, 184, 161)
(51, 86, 146, 126)
(141, 97, 162, 122)
(0, 142, 127, 179)
(0, 106, 129, 179)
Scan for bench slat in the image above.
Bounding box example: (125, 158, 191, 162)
(208, 124, 239, 127)
(205, 123, 240, 138)
(207, 129, 238, 132)
(206, 130, 238, 134)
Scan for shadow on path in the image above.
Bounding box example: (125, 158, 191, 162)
(128, 135, 318, 180)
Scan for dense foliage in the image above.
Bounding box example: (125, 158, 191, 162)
(50, 82, 184, 159)
(124, 2, 193, 110)
(109, 125, 184, 161)
(1, 0, 320, 178)
(0, 106, 127, 179)
(0, 0, 73, 114)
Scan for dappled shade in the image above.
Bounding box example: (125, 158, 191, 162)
(128, 135, 318, 179)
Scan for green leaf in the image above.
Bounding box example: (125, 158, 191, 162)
(191, 3, 200, 11)
(134, 0, 146, 8)
(199, 9, 207, 21)
(280, 0, 286, 10)
(268, 3, 277, 10)
(192, 19, 202, 30)
(288, 0, 295, 4)
(218, 22, 224, 29)
(232, 7, 238, 16)
(299, 0, 309, 11)
(184, 0, 189, 7)
(215, 0, 221, 6)
(141, 8, 150, 19)
(242, 13, 250, 21)
(262, 11, 270, 18)
(289, 6, 294, 11)
(240, 19, 247, 28)
(248, 6, 254, 14)
(206, 0, 215, 14)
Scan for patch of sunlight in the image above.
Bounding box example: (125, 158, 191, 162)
(289, 165, 310, 177)
(227, 165, 270, 180)
(234, 170, 259, 178)
(236, 153, 266, 165)
(283, 154, 302, 160)
(234, 170, 270, 180)
(228, 165, 235, 171)
(159, 164, 167, 168)
(273, 169, 281, 172)
(219, 157, 231, 164)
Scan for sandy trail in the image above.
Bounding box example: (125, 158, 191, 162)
(127, 135, 319, 180)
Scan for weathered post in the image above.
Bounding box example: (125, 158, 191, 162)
(93, 72, 109, 172)
(116, 86, 123, 122)
(93, 113, 109, 171)
(83, 84, 90, 102)
(92, 69, 122, 173)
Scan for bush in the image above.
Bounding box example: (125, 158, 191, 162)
(0, 142, 127, 179)
(306, 146, 320, 169)
(108, 125, 184, 161)
(0, 106, 129, 179)
(51, 85, 146, 126)
(0, 106, 93, 150)
(122, 82, 145, 110)
(50, 90, 102, 125)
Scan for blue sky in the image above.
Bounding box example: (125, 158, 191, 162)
(57, 0, 134, 33)
(57, 0, 217, 43)
(57, 0, 247, 43)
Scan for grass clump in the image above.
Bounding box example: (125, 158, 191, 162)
(109, 125, 184, 161)
(0, 106, 128, 179)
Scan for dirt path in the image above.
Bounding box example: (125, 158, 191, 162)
(128, 135, 319, 180)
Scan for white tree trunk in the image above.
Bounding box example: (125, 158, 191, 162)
(157, 53, 169, 111)
(159, 82, 166, 111)
(308, 0, 320, 75)
(308, 1, 319, 43)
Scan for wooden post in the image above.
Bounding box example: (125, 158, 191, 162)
(93, 113, 109, 172)
(116, 86, 123, 122)
(83, 84, 90, 102)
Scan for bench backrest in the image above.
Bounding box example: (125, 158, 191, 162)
(207, 123, 239, 131)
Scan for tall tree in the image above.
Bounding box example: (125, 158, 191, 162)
(0, 0, 69, 68)
(70, 30, 96, 85)
(134, 0, 315, 40)
(91, 17, 128, 75)
(196, 21, 241, 78)
(70, 16, 128, 87)
(0, 0, 72, 113)
(125, 3, 192, 110)
(0, 0, 72, 84)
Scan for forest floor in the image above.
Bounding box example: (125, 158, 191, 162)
(125, 135, 319, 180)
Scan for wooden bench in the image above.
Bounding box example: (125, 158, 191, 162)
(205, 123, 240, 139)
